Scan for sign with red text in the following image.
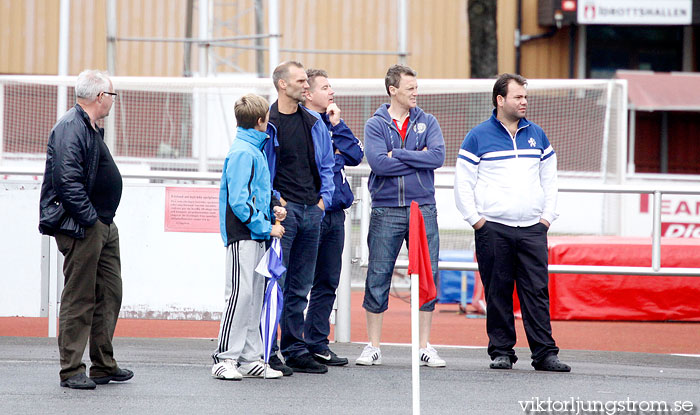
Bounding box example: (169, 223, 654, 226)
(640, 194, 700, 238)
(578, 0, 692, 25)
(164, 187, 219, 233)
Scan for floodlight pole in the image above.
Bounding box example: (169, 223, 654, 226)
(398, 0, 408, 64)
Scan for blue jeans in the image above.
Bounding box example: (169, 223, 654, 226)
(276, 202, 323, 358)
(304, 209, 345, 354)
(363, 204, 440, 314)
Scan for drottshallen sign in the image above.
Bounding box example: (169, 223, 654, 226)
(578, 0, 692, 25)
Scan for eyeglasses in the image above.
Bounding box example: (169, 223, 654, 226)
(102, 92, 118, 98)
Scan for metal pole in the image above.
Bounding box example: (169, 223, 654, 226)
(335, 203, 353, 343)
(198, 0, 210, 76)
(660, 112, 669, 173)
(360, 178, 370, 266)
(57, 0, 70, 120)
(628, 109, 636, 174)
(48, 238, 59, 337)
(652, 191, 662, 271)
(105, 0, 117, 151)
(254, 0, 264, 77)
(106, 0, 116, 75)
(268, 0, 280, 72)
(196, 0, 210, 173)
(577, 25, 586, 79)
(398, 0, 408, 64)
(410, 272, 420, 415)
(183, 0, 194, 77)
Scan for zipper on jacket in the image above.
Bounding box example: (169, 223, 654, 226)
(498, 122, 529, 158)
(387, 118, 408, 207)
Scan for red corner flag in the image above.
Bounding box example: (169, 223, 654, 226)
(407, 201, 437, 307)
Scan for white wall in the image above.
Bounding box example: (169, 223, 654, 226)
(0, 180, 226, 319)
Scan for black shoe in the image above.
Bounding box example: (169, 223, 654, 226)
(268, 354, 293, 376)
(533, 355, 571, 372)
(60, 373, 96, 390)
(90, 368, 134, 385)
(489, 355, 512, 370)
(285, 353, 328, 374)
(312, 349, 349, 366)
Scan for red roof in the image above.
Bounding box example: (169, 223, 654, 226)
(615, 70, 700, 112)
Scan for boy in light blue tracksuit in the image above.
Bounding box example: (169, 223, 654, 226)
(211, 94, 286, 381)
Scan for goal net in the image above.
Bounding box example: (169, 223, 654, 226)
(0, 75, 626, 177)
(0, 75, 627, 288)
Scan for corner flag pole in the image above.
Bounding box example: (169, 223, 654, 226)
(411, 271, 420, 415)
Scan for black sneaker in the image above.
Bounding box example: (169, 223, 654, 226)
(312, 349, 348, 366)
(90, 368, 134, 385)
(285, 353, 328, 374)
(268, 354, 293, 376)
(60, 373, 96, 390)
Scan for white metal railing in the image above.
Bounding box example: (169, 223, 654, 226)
(3, 167, 700, 341)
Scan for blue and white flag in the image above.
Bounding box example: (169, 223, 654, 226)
(255, 237, 285, 365)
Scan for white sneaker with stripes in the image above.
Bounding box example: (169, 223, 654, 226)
(355, 344, 382, 366)
(238, 360, 283, 379)
(419, 344, 446, 367)
(211, 359, 242, 380)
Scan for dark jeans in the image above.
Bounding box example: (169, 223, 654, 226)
(304, 209, 345, 354)
(276, 202, 323, 358)
(55, 220, 122, 381)
(474, 221, 559, 364)
(363, 204, 439, 314)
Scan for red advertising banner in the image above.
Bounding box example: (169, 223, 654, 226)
(164, 187, 219, 233)
(662, 222, 700, 238)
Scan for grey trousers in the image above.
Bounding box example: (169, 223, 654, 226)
(212, 240, 265, 364)
(55, 220, 122, 381)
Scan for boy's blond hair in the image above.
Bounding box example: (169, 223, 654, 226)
(235, 94, 269, 129)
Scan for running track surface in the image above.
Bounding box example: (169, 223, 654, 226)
(2, 291, 698, 355)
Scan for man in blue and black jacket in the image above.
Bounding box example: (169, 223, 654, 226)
(356, 64, 447, 368)
(263, 61, 335, 375)
(303, 69, 364, 366)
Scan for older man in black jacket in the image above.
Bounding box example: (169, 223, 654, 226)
(39, 70, 133, 390)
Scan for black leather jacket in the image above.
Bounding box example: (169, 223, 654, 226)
(38, 104, 101, 239)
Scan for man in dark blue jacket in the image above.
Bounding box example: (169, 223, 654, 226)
(38, 70, 133, 389)
(263, 61, 335, 374)
(303, 69, 364, 366)
(356, 65, 446, 368)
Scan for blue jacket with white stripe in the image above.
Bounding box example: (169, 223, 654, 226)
(454, 110, 559, 227)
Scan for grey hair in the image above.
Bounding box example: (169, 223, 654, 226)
(75, 70, 111, 101)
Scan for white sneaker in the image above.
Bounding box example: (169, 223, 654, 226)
(355, 344, 382, 366)
(212, 359, 242, 380)
(419, 344, 446, 367)
(238, 360, 283, 379)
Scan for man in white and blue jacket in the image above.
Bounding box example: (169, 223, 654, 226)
(262, 61, 335, 375)
(454, 73, 570, 372)
(356, 65, 446, 368)
(303, 69, 364, 367)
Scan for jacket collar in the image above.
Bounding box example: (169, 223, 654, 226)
(74, 103, 105, 136)
(490, 109, 530, 130)
(373, 103, 424, 124)
(236, 127, 268, 149)
(269, 100, 318, 130)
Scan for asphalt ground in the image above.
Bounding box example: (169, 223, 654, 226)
(0, 336, 698, 415)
